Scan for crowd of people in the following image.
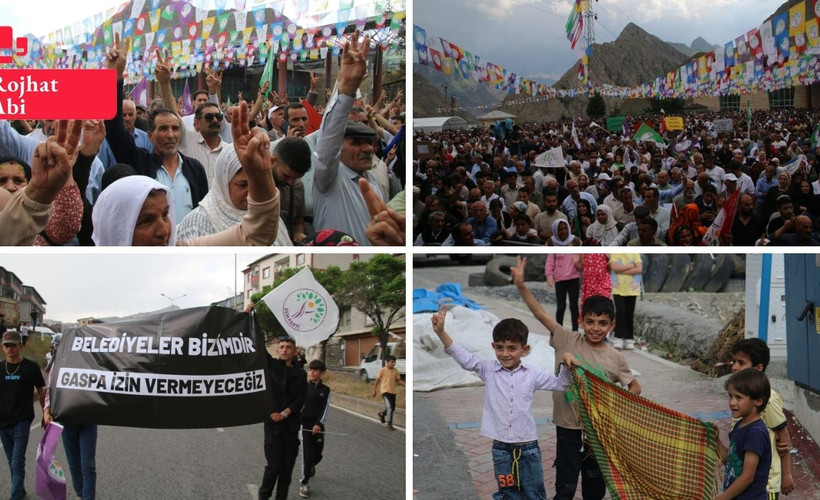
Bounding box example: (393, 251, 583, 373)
(413, 108, 820, 246)
(0, 31, 406, 247)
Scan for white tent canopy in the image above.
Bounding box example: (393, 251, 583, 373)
(413, 116, 469, 133)
(413, 306, 557, 392)
(476, 110, 517, 121)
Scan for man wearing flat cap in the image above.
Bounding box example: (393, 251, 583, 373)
(312, 33, 382, 245)
(0, 330, 46, 500)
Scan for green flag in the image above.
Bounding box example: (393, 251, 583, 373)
(226, 95, 231, 109)
(633, 122, 664, 144)
(259, 51, 275, 99)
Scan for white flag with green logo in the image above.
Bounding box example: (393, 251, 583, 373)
(260, 267, 340, 347)
(532, 146, 566, 168)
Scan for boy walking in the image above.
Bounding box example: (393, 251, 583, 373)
(431, 302, 578, 499)
(717, 368, 772, 500)
(730, 338, 794, 498)
(298, 360, 331, 499)
(372, 355, 404, 430)
(511, 256, 641, 500)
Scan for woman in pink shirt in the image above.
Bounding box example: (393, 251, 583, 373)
(545, 253, 582, 331)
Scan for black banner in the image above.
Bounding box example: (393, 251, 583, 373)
(50, 306, 273, 429)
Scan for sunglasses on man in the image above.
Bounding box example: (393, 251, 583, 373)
(201, 112, 224, 122)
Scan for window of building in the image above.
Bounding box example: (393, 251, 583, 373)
(719, 94, 740, 111)
(768, 88, 794, 109)
(263, 267, 270, 279)
(296, 254, 305, 266)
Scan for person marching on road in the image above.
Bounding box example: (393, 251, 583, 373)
(298, 360, 331, 498)
(0, 330, 46, 500)
(372, 355, 404, 431)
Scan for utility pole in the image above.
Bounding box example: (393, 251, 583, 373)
(583, 0, 597, 92)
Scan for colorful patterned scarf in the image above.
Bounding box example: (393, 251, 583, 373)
(566, 364, 720, 499)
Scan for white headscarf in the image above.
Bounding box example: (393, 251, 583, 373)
(587, 204, 619, 245)
(550, 219, 574, 246)
(176, 148, 293, 246)
(177, 148, 245, 240)
(92, 175, 177, 246)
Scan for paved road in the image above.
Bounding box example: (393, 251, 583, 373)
(10, 405, 404, 499)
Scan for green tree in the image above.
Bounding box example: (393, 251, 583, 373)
(586, 92, 606, 118)
(647, 98, 685, 114)
(251, 266, 347, 341)
(335, 255, 406, 367)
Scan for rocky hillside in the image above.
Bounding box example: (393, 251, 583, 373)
(413, 64, 506, 120)
(554, 23, 689, 88)
(500, 22, 691, 122)
(668, 36, 720, 57)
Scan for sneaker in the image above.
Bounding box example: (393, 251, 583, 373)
(387, 422, 395, 431)
(378, 411, 385, 424)
(611, 337, 624, 349)
(624, 339, 635, 350)
(299, 484, 310, 498)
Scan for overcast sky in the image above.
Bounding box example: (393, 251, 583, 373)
(0, 0, 124, 38)
(1, 252, 272, 324)
(415, 0, 785, 81)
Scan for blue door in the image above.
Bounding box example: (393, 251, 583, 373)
(784, 255, 820, 392)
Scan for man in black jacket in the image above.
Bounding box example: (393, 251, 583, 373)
(298, 360, 331, 498)
(259, 336, 307, 500)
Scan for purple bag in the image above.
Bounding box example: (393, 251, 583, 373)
(35, 422, 67, 500)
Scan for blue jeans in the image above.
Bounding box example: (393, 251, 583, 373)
(491, 440, 546, 500)
(0, 419, 31, 500)
(62, 423, 98, 500)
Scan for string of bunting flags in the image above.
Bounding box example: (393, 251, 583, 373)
(414, 24, 587, 105)
(602, 0, 820, 100)
(419, 0, 820, 108)
(2, 0, 405, 84)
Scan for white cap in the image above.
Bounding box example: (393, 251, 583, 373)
(597, 172, 612, 181)
(724, 173, 738, 182)
(267, 105, 283, 119)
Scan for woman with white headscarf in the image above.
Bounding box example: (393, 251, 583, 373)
(547, 218, 581, 246)
(176, 147, 292, 245)
(586, 204, 619, 246)
(91, 103, 281, 246)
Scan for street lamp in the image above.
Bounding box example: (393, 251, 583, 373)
(161, 293, 186, 309)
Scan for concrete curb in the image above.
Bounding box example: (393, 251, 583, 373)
(630, 345, 694, 370)
(330, 392, 406, 428)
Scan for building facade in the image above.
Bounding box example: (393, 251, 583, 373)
(1, 267, 45, 330)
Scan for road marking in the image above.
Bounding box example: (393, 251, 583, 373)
(247, 484, 257, 498)
(217, 427, 225, 432)
(330, 404, 405, 432)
